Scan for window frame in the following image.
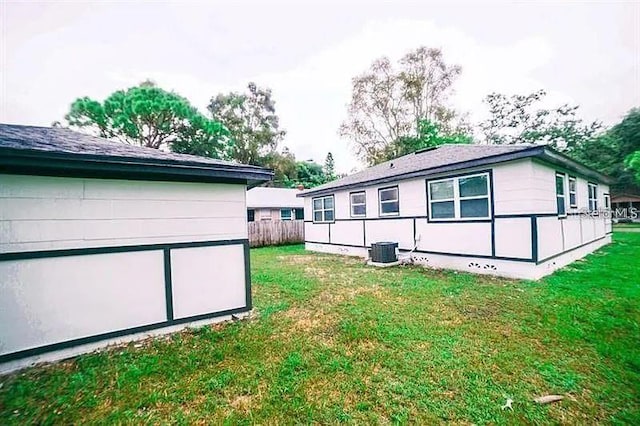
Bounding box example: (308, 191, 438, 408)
(312, 195, 335, 223)
(294, 208, 304, 220)
(604, 193, 610, 210)
(349, 191, 367, 218)
(247, 209, 255, 222)
(556, 172, 567, 217)
(588, 182, 598, 212)
(280, 208, 293, 221)
(378, 186, 400, 216)
(427, 172, 492, 222)
(568, 176, 577, 208)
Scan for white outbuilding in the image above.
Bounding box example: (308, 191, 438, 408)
(298, 144, 613, 279)
(0, 124, 272, 373)
(246, 187, 304, 221)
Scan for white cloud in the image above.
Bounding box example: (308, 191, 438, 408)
(91, 20, 569, 173)
(2, 2, 637, 175)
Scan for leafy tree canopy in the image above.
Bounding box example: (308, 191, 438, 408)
(480, 89, 601, 149)
(625, 151, 640, 184)
(281, 159, 335, 189)
(340, 47, 469, 165)
(569, 108, 640, 191)
(64, 81, 229, 158)
(481, 92, 639, 191)
(261, 147, 298, 187)
(208, 82, 285, 166)
(296, 161, 326, 188)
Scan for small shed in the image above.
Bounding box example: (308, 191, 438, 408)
(298, 144, 613, 280)
(246, 187, 304, 221)
(0, 124, 272, 373)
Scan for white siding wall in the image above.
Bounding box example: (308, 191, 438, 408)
(494, 217, 532, 259)
(533, 163, 610, 261)
(563, 218, 583, 249)
(415, 220, 492, 256)
(0, 174, 250, 366)
(0, 251, 166, 356)
(0, 174, 247, 253)
(334, 191, 352, 219)
(170, 244, 246, 319)
(330, 220, 364, 247)
(365, 219, 414, 249)
(492, 159, 538, 214)
(529, 161, 558, 213)
(537, 217, 564, 260)
(304, 221, 330, 243)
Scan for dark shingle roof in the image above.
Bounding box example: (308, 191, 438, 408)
(1, 124, 245, 167)
(0, 124, 273, 185)
(299, 143, 612, 197)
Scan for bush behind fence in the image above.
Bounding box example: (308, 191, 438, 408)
(248, 220, 304, 247)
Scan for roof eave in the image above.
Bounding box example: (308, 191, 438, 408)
(536, 147, 615, 184)
(0, 147, 274, 185)
(297, 145, 614, 197)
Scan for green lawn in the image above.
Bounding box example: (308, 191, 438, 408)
(1, 234, 639, 424)
(613, 222, 640, 229)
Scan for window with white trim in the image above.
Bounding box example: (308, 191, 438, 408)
(378, 187, 399, 215)
(588, 183, 598, 211)
(604, 194, 610, 210)
(312, 195, 334, 222)
(280, 209, 292, 220)
(350, 192, 366, 217)
(568, 176, 577, 207)
(428, 172, 491, 220)
(556, 173, 566, 216)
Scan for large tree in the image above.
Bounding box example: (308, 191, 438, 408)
(262, 147, 298, 187)
(479, 89, 601, 149)
(339, 47, 466, 165)
(626, 151, 640, 184)
(290, 160, 328, 189)
(208, 82, 286, 166)
(570, 108, 640, 191)
(65, 81, 229, 158)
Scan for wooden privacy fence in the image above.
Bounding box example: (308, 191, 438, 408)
(248, 220, 305, 247)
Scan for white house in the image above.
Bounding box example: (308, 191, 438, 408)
(298, 144, 613, 280)
(246, 187, 304, 222)
(0, 124, 272, 373)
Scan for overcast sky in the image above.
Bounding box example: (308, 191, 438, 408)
(1, 0, 638, 172)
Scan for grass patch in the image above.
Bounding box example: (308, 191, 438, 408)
(1, 235, 639, 424)
(613, 222, 640, 230)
